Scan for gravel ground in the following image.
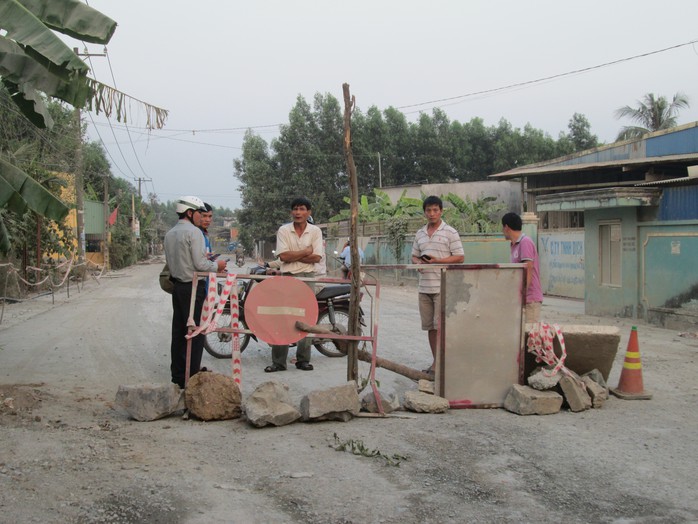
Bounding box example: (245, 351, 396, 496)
(1, 261, 697, 523)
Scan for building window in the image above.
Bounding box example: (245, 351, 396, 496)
(599, 222, 621, 286)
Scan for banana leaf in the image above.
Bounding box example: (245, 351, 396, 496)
(2, 78, 54, 128)
(0, 0, 87, 71)
(0, 156, 69, 221)
(17, 0, 117, 44)
(0, 35, 90, 110)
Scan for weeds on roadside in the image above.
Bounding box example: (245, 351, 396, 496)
(332, 433, 406, 467)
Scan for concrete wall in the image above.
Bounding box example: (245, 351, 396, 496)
(639, 221, 698, 312)
(538, 230, 585, 299)
(381, 180, 521, 214)
(584, 207, 640, 318)
(324, 233, 510, 285)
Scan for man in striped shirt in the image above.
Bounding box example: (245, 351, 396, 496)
(411, 196, 464, 377)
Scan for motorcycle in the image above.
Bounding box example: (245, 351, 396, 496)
(203, 264, 365, 359)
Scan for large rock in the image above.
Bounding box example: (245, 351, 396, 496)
(359, 387, 400, 414)
(185, 372, 242, 421)
(300, 382, 360, 422)
(559, 376, 592, 412)
(503, 384, 562, 415)
(403, 390, 449, 413)
(115, 383, 184, 421)
(244, 381, 301, 427)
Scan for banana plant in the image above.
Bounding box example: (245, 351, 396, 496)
(0, 0, 117, 253)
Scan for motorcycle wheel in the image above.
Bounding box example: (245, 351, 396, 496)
(313, 308, 360, 358)
(203, 314, 250, 359)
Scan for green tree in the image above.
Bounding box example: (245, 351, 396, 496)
(615, 92, 690, 141)
(234, 130, 282, 242)
(566, 113, 599, 151)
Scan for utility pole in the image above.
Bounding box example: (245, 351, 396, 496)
(103, 174, 110, 270)
(377, 152, 382, 188)
(73, 48, 106, 276)
(74, 105, 86, 276)
(135, 177, 151, 198)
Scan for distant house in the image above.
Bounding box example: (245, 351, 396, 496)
(491, 121, 698, 328)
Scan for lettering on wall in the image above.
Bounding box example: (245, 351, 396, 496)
(539, 231, 585, 299)
(622, 236, 636, 252)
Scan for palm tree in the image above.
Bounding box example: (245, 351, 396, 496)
(615, 93, 690, 141)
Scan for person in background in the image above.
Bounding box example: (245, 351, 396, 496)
(164, 196, 226, 389)
(200, 203, 214, 259)
(411, 195, 464, 377)
(264, 197, 323, 373)
(501, 212, 543, 323)
(307, 215, 327, 283)
(339, 238, 364, 278)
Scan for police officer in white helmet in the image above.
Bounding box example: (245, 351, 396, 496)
(164, 196, 227, 388)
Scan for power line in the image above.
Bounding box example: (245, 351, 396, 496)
(397, 38, 698, 112)
(104, 49, 152, 181)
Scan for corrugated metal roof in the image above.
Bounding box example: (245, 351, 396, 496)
(634, 174, 698, 187)
(490, 153, 698, 179)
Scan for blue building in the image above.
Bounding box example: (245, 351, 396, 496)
(491, 122, 698, 328)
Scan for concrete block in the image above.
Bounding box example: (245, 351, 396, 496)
(503, 384, 562, 415)
(525, 325, 620, 381)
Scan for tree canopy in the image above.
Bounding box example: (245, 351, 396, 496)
(234, 94, 599, 242)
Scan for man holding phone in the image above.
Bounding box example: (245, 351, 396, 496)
(411, 195, 465, 378)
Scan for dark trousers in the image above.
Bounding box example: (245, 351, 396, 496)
(270, 272, 315, 368)
(171, 280, 206, 388)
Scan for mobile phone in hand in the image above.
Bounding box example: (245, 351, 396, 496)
(420, 254, 432, 261)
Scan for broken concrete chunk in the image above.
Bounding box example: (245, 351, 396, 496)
(402, 390, 449, 413)
(418, 379, 435, 394)
(185, 372, 242, 421)
(300, 382, 360, 422)
(581, 375, 609, 408)
(359, 387, 400, 414)
(527, 366, 563, 390)
(559, 376, 592, 412)
(115, 383, 184, 422)
(582, 368, 608, 390)
(503, 384, 562, 415)
(244, 381, 301, 427)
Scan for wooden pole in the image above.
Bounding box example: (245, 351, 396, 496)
(296, 321, 432, 382)
(342, 83, 360, 383)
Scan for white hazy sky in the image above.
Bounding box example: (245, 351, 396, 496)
(78, 0, 698, 210)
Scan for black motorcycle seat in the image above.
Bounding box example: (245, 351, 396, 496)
(315, 284, 351, 301)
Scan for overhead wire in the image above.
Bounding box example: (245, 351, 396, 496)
(396, 38, 698, 113)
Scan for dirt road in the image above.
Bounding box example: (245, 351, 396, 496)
(1, 261, 697, 523)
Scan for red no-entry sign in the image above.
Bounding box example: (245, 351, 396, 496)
(244, 276, 318, 345)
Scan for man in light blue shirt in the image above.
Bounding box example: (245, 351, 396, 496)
(339, 239, 364, 277)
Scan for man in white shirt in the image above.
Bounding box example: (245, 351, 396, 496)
(264, 197, 323, 373)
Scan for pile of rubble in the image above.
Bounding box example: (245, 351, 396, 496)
(503, 367, 609, 415)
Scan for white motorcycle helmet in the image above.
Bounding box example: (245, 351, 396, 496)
(175, 195, 206, 214)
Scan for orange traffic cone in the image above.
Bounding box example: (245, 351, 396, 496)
(610, 326, 652, 400)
